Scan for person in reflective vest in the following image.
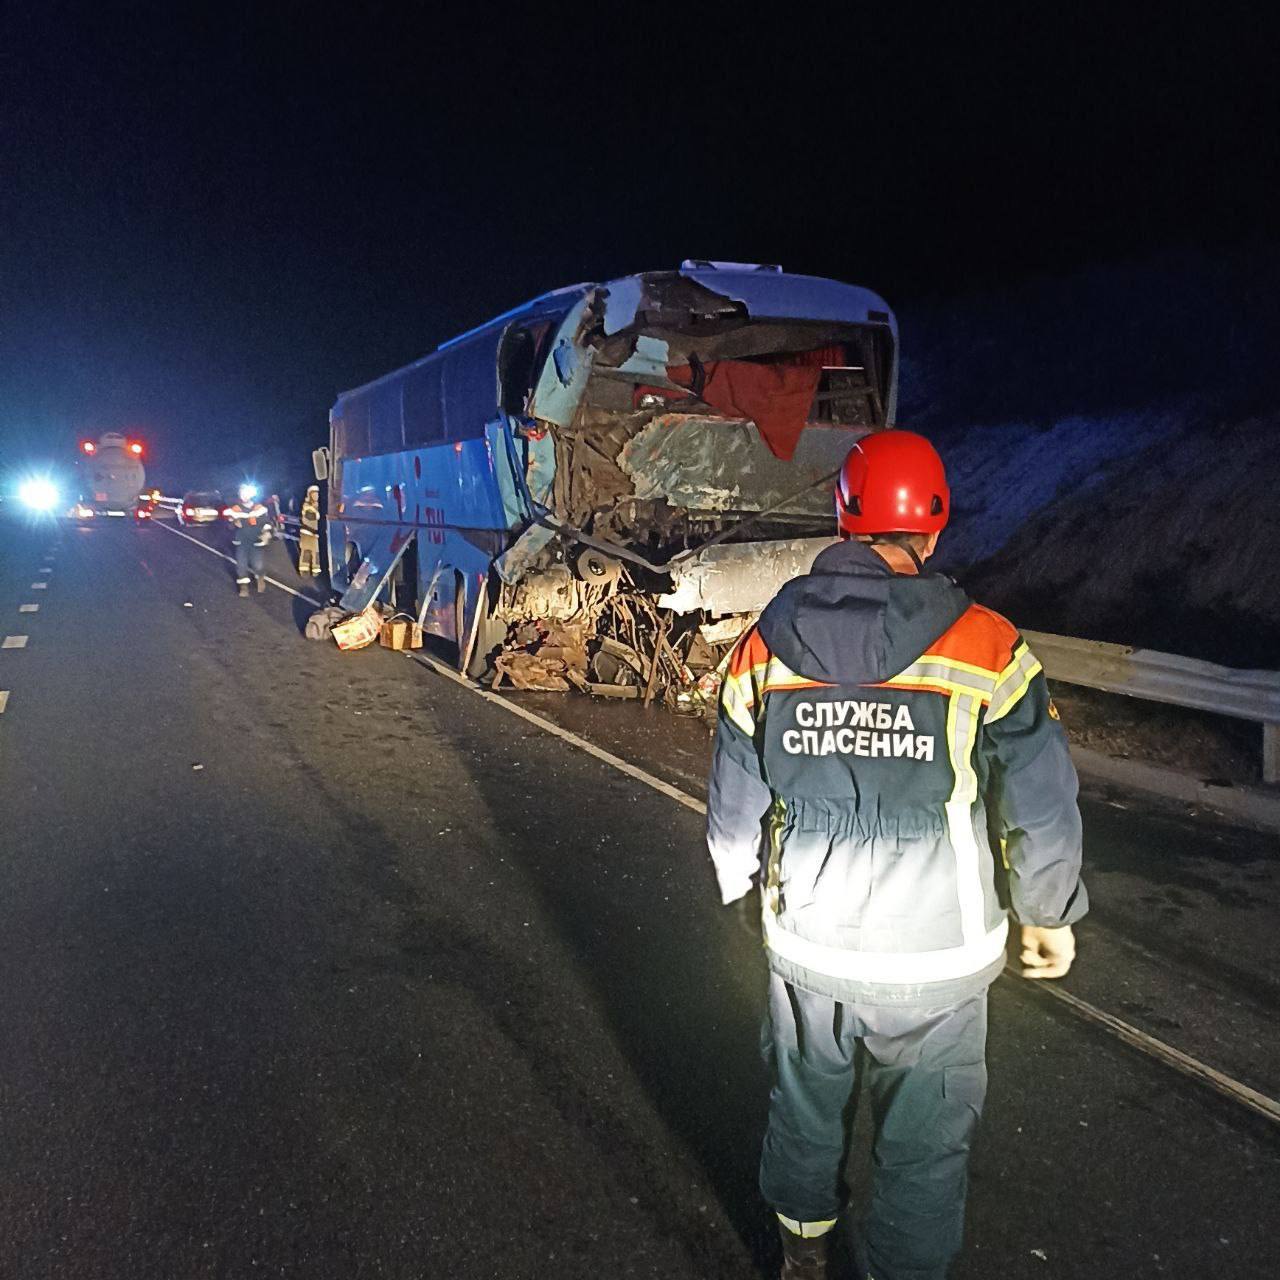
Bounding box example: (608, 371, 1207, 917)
(298, 484, 322, 577)
(225, 483, 274, 597)
(706, 430, 1087, 1280)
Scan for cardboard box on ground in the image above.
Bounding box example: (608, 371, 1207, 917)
(330, 600, 424, 651)
(379, 615, 423, 650)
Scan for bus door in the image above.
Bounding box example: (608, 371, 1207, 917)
(335, 473, 417, 615)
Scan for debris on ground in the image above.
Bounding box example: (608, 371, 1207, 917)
(489, 594, 721, 715)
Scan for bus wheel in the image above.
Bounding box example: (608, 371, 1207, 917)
(455, 574, 506, 680)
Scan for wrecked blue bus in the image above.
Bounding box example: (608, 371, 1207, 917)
(316, 262, 898, 694)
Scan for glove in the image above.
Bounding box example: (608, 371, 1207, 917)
(1019, 924, 1076, 980)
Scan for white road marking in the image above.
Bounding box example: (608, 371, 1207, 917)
(405, 649, 706, 816)
(0, 690, 8, 714)
(162, 521, 1280, 1128)
(39, 567, 52, 574)
(2, 636, 29, 649)
(1006, 965, 1280, 1126)
(155, 521, 323, 604)
(31, 582, 47, 590)
(19, 604, 38, 613)
(401, 650, 1280, 1128)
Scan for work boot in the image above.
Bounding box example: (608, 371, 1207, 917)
(778, 1223, 831, 1279)
(256, 575, 266, 593)
(237, 581, 250, 598)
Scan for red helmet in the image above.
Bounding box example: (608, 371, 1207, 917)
(835, 430, 950, 537)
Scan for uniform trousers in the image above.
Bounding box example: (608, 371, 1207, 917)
(233, 537, 265, 583)
(297, 531, 320, 575)
(760, 974, 988, 1280)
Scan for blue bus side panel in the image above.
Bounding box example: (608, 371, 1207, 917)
(328, 422, 525, 638)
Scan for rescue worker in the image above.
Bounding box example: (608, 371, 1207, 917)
(298, 484, 322, 577)
(706, 430, 1087, 1280)
(225, 483, 274, 597)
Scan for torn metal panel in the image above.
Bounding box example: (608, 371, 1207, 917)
(677, 265, 896, 335)
(601, 277, 643, 335)
(657, 536, 837, 615)
(494, 522, 556, 585)
(339, 526, 417, 614)
(614, 335, 671, 381)
(529, 296, 597, 427)
(699, 617, 750, 646)
(493, 564, 614, 624)
(617, 416, 866, 517)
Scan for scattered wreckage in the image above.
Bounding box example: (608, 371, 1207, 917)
(317, 262, 898, 711)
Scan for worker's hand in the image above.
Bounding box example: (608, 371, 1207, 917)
(1019, 924, 1076, 979)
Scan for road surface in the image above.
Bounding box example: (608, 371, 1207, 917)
(0, 513, 1277, 1279)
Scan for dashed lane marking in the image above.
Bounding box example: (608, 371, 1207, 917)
(2, 636, 29, 649)
(161, 520, 1280, 1129)
(31, 582, 47, 590)
(18, 604, 38, 613)
(0, 691, 8, 714)
(39, 567, 52, 574)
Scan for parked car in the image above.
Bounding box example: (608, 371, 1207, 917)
(177, 491, 224, 525)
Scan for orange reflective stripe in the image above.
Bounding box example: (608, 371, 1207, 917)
(921, 603, 1018, 676)
(726, 626, 772, 680)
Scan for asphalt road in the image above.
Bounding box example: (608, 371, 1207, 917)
(0, 512, 1277, 1280)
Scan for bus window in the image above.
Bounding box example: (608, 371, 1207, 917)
(333, 400, 370, 459)
(441, 330, 502, 441)
(367, 379, 404, 454)
(403, 360, 445, 447)
(499, 321, 555, 415)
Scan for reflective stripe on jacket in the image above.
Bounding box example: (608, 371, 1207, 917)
(226, 502, 273, 547)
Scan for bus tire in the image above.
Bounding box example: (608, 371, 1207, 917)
(455, 574, 506, 680)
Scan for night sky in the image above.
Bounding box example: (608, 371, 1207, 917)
(2, 4, 1275, 483)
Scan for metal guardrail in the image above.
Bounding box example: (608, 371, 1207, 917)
(149, 494, 1279, 783)
(1024, 630, 1280, 785)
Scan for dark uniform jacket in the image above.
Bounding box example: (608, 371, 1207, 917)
(707, 539, 1087, 1008)
(225, 502, 273, 546)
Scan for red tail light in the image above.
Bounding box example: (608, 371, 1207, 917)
(184, 507, 194, 515)
(128, 442, 143, 456)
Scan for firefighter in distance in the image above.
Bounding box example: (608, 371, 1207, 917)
(706, 430, 1087, 1280)
(298, 484, 322, 577)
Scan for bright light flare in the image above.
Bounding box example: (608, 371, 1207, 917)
(128, 441, 143, 456)
(19, 477, 61, 512)
(238, 483, 259, 503)
(81, 440, 97, 455)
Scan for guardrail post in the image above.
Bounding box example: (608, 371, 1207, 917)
(1265, 722, 1279, 786)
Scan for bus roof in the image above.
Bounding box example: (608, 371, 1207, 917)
(332, 264, 895, 411)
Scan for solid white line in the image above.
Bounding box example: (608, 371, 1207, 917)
(403, 650, 1280, 1126)
(2, 636, 29, 649)
(160, 521, 1280, 1127)
(1009, 966, 1280, 1126)
(404, 649, 708, 817)
(18, 604, 38, 613)
(0, 690, 8, 714)
(154, 520, 325, 605)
